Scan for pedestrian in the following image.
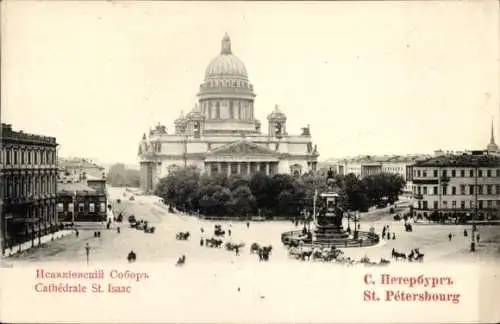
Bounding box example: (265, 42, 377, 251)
(235, 246, 239, 256)
(228, 229, 232, 236)
(246, 222, 250, 229)
(464, 229, 468, 237)
(386, 232, 390, 240)
(448, 233, 452, 241)
(200, 227, 204, 233)
(75, 229, 79, 238)
(117, 227, 121, 234)
(200, 238, 204, 246)
(392, 233, 396, 240)
(357, 223, 361, 230)
(476, 233, 480, 243)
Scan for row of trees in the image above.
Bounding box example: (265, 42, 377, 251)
(154, 166, 406, 218)
(107, 163, 141, 188)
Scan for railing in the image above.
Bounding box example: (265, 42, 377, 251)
(281, 230, 380, 248)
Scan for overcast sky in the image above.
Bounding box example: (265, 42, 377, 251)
(2, 1, 499, 165)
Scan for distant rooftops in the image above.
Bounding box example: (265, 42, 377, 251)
(326, 154, 431, 164)
(57, 182, 96, 195)
(414, 151, 500, 167)
(59, 157, 105, 170)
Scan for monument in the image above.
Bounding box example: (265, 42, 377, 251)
(281, 168, 380, 248)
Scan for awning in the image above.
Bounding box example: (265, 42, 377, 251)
(13, 217, 40, 223)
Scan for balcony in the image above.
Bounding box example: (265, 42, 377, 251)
(440, 175, 451, 183)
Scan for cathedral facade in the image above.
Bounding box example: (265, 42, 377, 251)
(138, 33, 319, 193)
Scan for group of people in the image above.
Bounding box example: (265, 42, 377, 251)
(381, 225, 396, 240)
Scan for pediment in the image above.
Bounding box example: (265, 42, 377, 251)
(208, 141, 278, 156)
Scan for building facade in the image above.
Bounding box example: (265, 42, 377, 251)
(58, 157, 106, 183)
(56, 162, 107, 223)
(409, 152, 500, 221)
(1, 123, 58, 253)
(138, 33, 319, 193)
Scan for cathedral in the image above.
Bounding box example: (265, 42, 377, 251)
(138, 33, 319, 193)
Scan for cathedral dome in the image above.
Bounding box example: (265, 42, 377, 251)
(204, 33, 248, 80)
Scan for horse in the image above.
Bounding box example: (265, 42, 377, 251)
(392, 248, 407, 261)
(176, 232, 190, 240)
(258, 245, 273, 261)
(379, 258, 391, 265)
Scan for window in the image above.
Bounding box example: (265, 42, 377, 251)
(469, 185, 474, 195)
(423, 187, 428, 194)
(478, 170, 483, 177)
(478, 186, 483, 195)
(100, 203, 106, 213)
(78, 203, 84, 213)
(433, 201, 438, 209)
(452, 201, 456, 208)
(417, 170, 421, 177)
(460, 170, 465, 177)
(497, 169, 500, 177)
(433, 186, 438, 195)
(478, 201, 483, 209)
(442, 186, 447, 195)
(433, 170, 438, 177)
(422, 201, 428, 209)
(487, 200, 492, 208)
(487, 185, 492, 195)
(13, 151, 18, 164)
(442, 170, 447, 177)
(460, 185, 465, 195)
(451, 170, 456, 177)
(443, 200, 448, 207)
(89, 203, 95, 213)
(57, 203, 64, 212)
(422, 170, 427, 177)
(460, 201, 465, 209)
(496, 185, 500, 195)
(68, 203, 74, 212)
(451, 186, 456, 195)
(470, 169, 474, 177)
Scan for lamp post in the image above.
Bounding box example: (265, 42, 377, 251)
(85, 242, 90, 266)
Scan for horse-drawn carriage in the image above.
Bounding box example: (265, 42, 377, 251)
(214, 224, 225, 236)
(205, 238, 223, 248)
(225, 242, 245, 251)
(176, 232, 190, 240)
(404, 223, 413, 232)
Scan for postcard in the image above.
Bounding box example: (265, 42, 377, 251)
(1, 1, 499, 323)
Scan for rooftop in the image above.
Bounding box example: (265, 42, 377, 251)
(414, 153, 500, 167)
(1, 123, 57, 145)
(59, 158, 105, 170)
(57, 182, 96, 195)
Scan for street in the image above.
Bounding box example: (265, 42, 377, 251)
(7, 187, 500, 265)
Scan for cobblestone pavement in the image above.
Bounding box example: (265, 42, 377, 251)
(6, 187, 500, 265)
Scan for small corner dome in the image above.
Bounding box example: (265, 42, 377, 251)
(267, 104, 287, 120)
(204, 33, 248, 80)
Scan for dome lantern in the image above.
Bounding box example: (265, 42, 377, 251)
(221, 32, 232, 55)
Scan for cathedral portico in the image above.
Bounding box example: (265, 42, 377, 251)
(138, 33, 319, 192)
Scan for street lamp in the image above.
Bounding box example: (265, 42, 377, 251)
(85, 242, 90, 266)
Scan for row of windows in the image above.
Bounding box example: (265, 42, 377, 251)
(415, 168, 500, 178)
(418, 200, 500, 209)
(57, 202, 106, 213)
(414, 184, 500, 196)
(2, 175, 57, 198)
(206, 79, 251, 89)
(0, 147, 56, 166)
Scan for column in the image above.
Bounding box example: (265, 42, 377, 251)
(265, 163, 270, 175)
(247, 162, 251, 175)
(237, 162, 241, 175)
(218, 162, 222, 174)
(227, 162, 231, 177)
(257, 163, 261, 173)
(206, 163, 211, 176)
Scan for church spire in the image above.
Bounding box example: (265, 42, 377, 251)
(490, 118, 496, 145)
(221, 32, 232, 55)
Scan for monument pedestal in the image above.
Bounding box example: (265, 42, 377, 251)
(314, 223, 350, 244)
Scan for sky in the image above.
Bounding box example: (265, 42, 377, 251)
(2, 1, 499, 165)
